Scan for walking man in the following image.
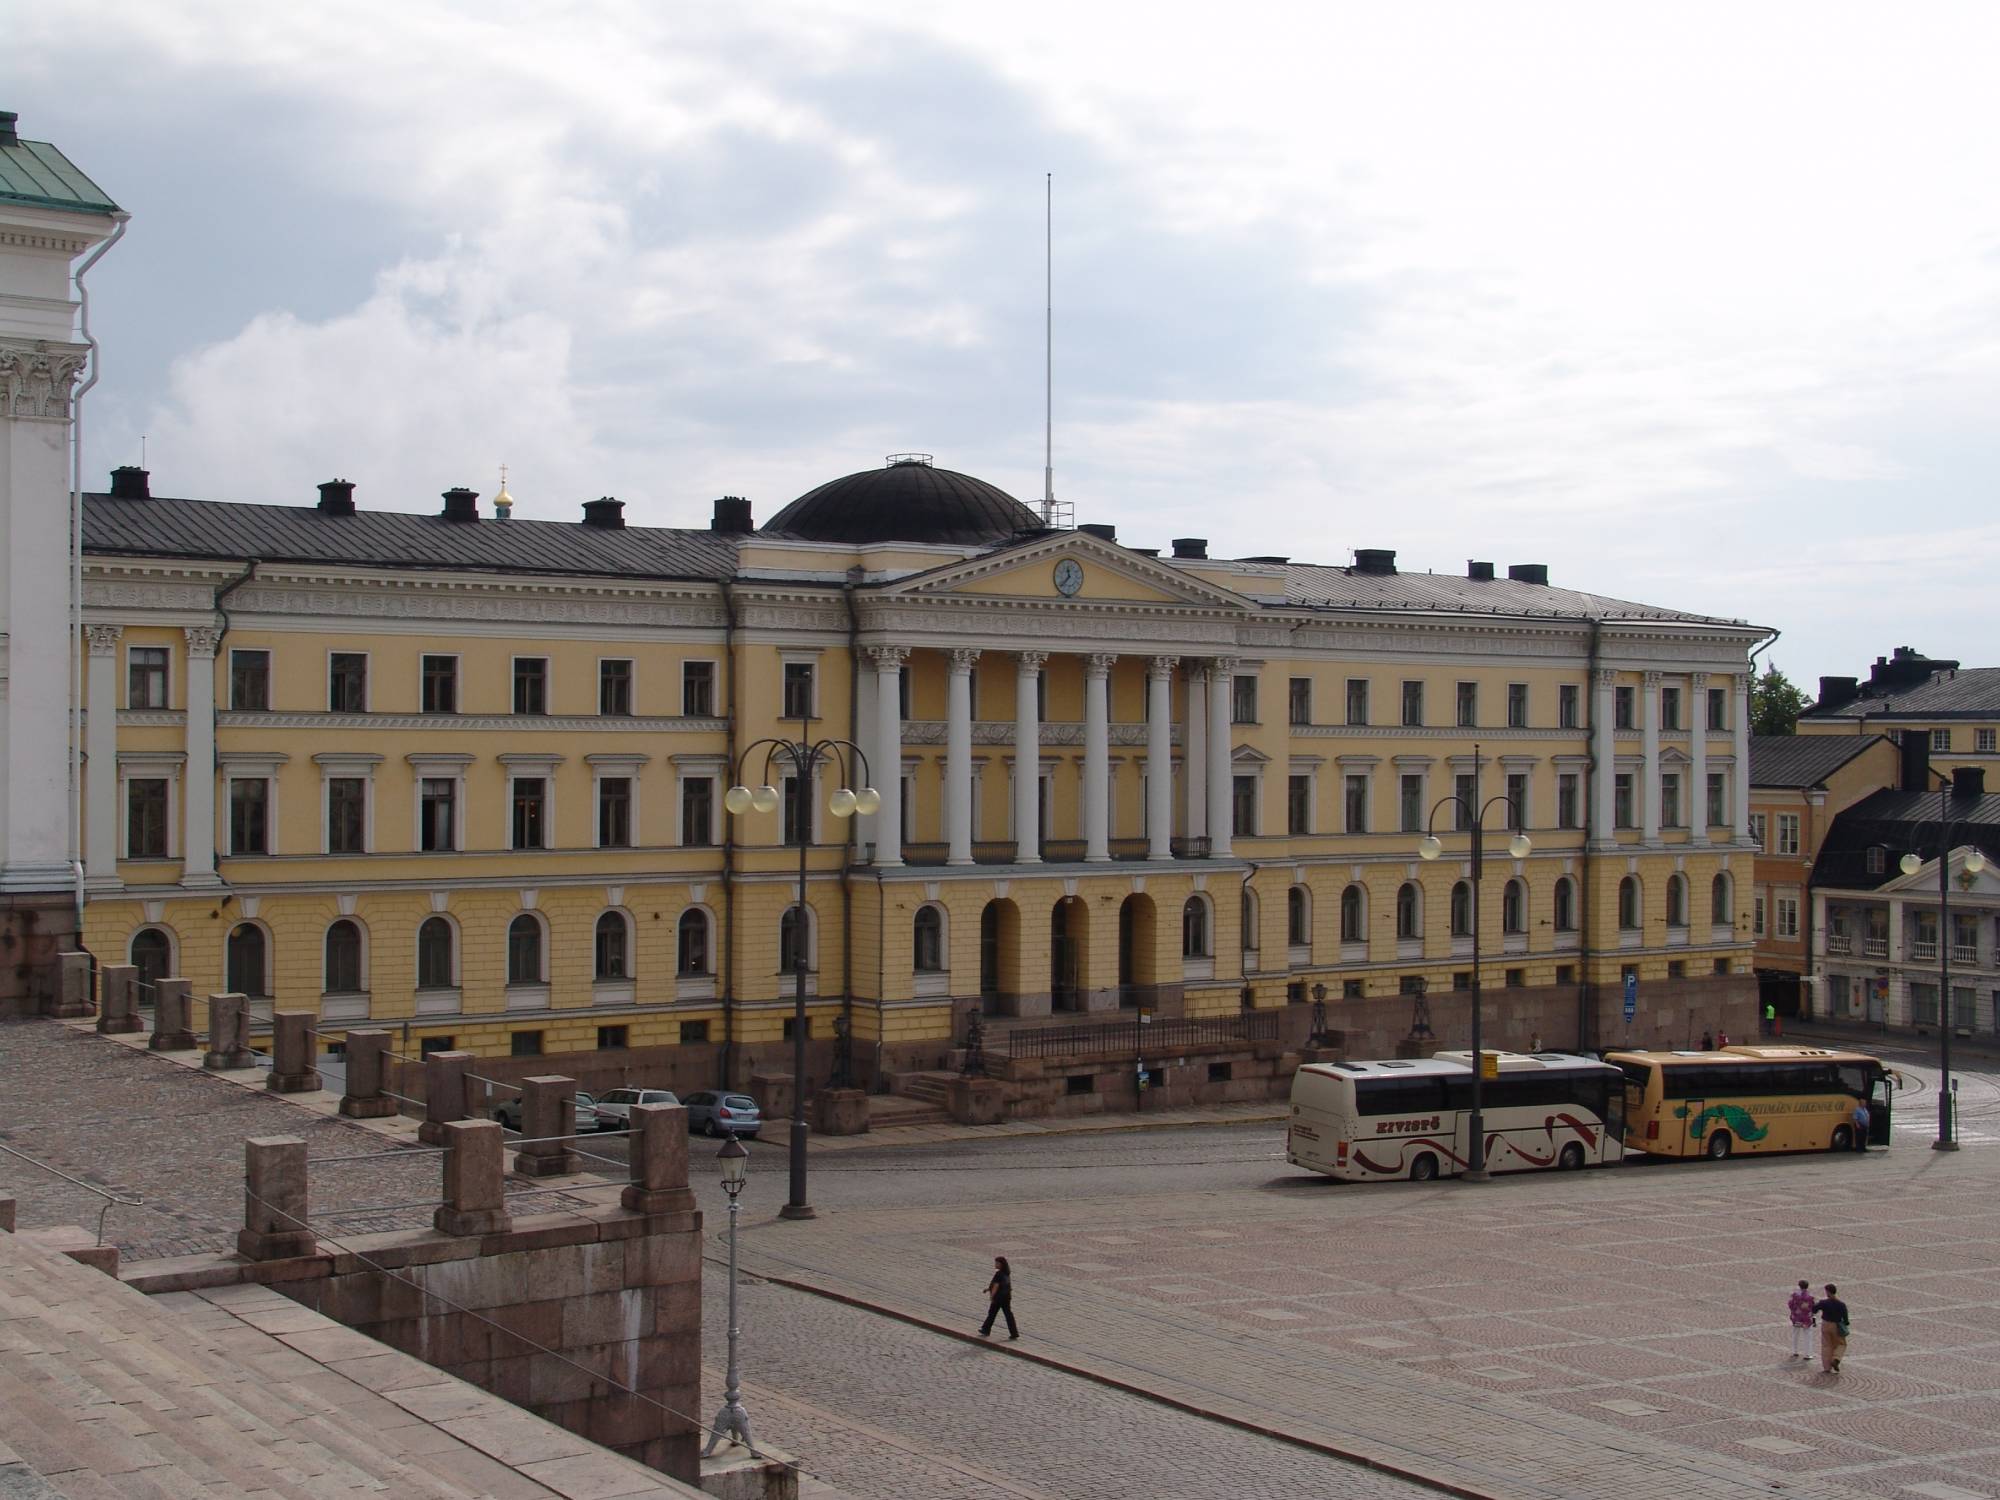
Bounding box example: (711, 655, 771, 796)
(1786, 1279, 1816, 1360)
(1813, 1284, 1850, 1374)
(1852, 1098, 1871, 1153)
(980, 1255, 1019, 1340)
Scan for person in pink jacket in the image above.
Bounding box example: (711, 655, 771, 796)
(1786, 1279, 1816, 1360)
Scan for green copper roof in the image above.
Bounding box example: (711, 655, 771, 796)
(0, 121, 120, 216)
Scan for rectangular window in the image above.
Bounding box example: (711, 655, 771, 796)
(1287, 774, 1311, 835)
(1978, 727, 1997, 753)
(128, 647, 169, 709)
(419, 1036, 456, 1058)
(1506, 683, 1527, 728)
(1614, 773, 1635, 829)
(599, 659, 633, 716)
(512, 778, 548, 850)
(1660, 686, 1682, 731)
(898, 667, 911, 721)
(1558, 773, 1580, 829)
(1614, 685, 1635, 729)
(1706, 773, 1726, 829)
(328, 777, 366, 854)
(1504, 968, 1526, 988)
(127, 779, 168, 858)
(329, 652, 367, 712)
(1558, 683, 1579, 729)
(1342, 979, 1364, 999)
(229, 778, 269, 856)
(783, 776, 809, 846)
(1455, 773, 1475, 830)
(1343, 774, 1368, 833)
(1753, 893, 1766, 936)
(419, 654, 457, 714)
(683, 660, 716, 716)
(1400, 774, 1423, 833)
(510, 1031, 543, 1058)
(1661, 773, 1681, 829)
(1910, 982, 1938, 1027)
(1506, 773, 1527, 831)
(1774, 895, 1799, 940)
(1288, 677, 1311, 726)
(230, 650, 269, 711)
(512, 657, 547, 715)
(1456, 681, 1477, 728)
(597, 1025, 629, 1050)
(682, 777, 715, 847)
(1707, 686, 1726, 730)
(1931, 728, 1951, 752)
(1232, 675, 1257, 724)
(1776, 813, 1801, 856)
(782, 662, 815, 720)
(1345, 679, 1368, 726)
(1401, 680, 1423, 727)
(783, 1016, 813, 1041)
(1555, 964, 1576, 985)
(1667, 960, 1686, 980)
(598, 777, 632, 848)
(679, 1020, 711, 1044)
(420, 777, 457, 852)
(1232, 775, 1257, 836)
(1749, 811, 1767, 849)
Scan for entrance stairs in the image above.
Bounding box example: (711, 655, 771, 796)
(871, 1070, 957, 1128)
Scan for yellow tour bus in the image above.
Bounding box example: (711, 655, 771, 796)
(1606, 1045, 1891, 1159)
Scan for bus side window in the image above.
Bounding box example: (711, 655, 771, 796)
(1837, 1064, 1868, 1097)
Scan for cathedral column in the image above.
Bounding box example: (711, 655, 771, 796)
(1641, 670, 1662, 843)
(1083, 653, 1114, 862)
(1590, 669, 1616, 848)
(1208, 656, 1237, 857)
(870, 646, 908, 867)
(946, 648, 979, 866)
(181, 625, 222, 886)
(1732, 670, 1753, 840)
(1146, 656, 1175, 861)
(1689, 671, 1710, 846)
(84, 625, 122, 886)
(1014, 652, 1045, 863)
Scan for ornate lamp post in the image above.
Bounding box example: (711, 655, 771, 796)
(725, 727, 876, 1220)
(702, 1136, 754, 1456)
(1417, 743, 1530, 1182)
(1897, 773, 1989, 1152)
(1308, 982, 1330, 1047)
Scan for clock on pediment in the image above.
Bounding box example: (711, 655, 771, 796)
(1053, 559, 1084, 597)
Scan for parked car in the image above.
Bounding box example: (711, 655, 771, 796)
(491, 1090, 605, 1133)
(592, 1087, 681, 1130)
(683, 1091, 763, 1138)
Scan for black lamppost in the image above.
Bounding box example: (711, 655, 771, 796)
(702, 1136, 753, 1455)
(725, 725, 875, 1220)
(1417, 743, 1531, 1182)
(1897, 773, 1989, 1153)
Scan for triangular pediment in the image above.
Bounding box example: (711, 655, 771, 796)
(1879, 846, 1998, 896)
(880, 531, 1254, 610)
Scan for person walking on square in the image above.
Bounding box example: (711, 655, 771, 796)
(1813, 1285, 1850, 1373)
(1700, 1030, 1715, 1051)
(1786, 1279, 1816, 1360)
(980, 1256, 1019, 1340)
(1852, 1099, 1871, 1153)
(1717, 1029, 1730, 1048)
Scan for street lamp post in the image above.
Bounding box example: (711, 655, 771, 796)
(1898, 774, 1989, 1153)
(724, 724, 876, 1220)
(1417, 742, 1531, 1183)
(703, 1136, 754, 1456)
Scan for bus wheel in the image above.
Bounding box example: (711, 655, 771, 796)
(1705, 1130, 1733, 1160)
(1831, 1125, 1853, 1152)
(1558, 1143, 1585, 1171)
(1409, 1153, 1439, 1182)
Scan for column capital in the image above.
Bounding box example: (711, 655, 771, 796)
(184, 625, 223, 659)
(0, 338, 89, 423)
(85, 624, 124, 657)
(1084, 652, 1117, 679)
(1642, 670, 1663, 688)
(948, 647, 982, 673)
(867, 645, 910, 669)
(1017, 650, 1049, 673)
(1212, 655, 1240, 676)
(1689, 670, 1709, 688)
(1149, 655, 1177, 680)
(1593, 668, 1617, 688)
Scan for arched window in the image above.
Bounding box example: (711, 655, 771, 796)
(417, 916, 456, 989)
(780, 905, 812, 974)
(1666, 874, 1688, 928)
(1502, 879, 1525, 935)
(1340, 885, 1364, 943)
(324, 919, 363, 993)
(1553, 877, 1576, 932)
(1396, 883, 1420, 941)
(507, 913, 544, 985)
(1710, 872, 1732, 926)
(226, 923, 268, 998)
(1181, 895, 1211, 959)
(130, 927, 174, 993)
(1287, 886, 1310, 947)
(1449, 881, 1472, 937)
(914, 905, 944, 972)
(1241, 889, 1258, 952)
(677, 909, 711, 976)
(594, 911, 630, 981)
(1618, 876, 1641, 930)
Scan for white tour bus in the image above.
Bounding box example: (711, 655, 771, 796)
(1287, 1051, 1626, 1181)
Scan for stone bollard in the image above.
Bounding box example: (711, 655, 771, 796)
(95, 963, 143, 1035)
(237, 1136, 317, 1261)
(512, 1076, 581, 1178)
(47, 952, 95, 1019)
(620, 1102, 695, 1215)
(339, 1029, 399, 1118)
(203, 993, 257, 1070)
(150, 977, 196, 1051)
(0, 1195, 15, 1233)
(418, 1050, 475, 1145)
(435, 1120, 511, 1236)
(266, 1011, 322, 1093)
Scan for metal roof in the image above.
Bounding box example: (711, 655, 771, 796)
(83, 494, 740, 581)
(0, 131, 119, 216)
(1277, 562, 1749, 626)
(1802, 666, 2000, 722)
(1810, 785, 2000, 892)
(1750, 734, 1891, 790)
(762, 460, 1044, 547)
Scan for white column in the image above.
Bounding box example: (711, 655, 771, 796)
(1186, 669, 1208, 841)
(871, 646, 908, 867)
(181, 625, 222, 886)
(1590, 669, 1616, 848)
(1689, 670, 1709, 846)
(1640, 670, 1661, 842)
(1208, 656, 1237, 857)
(1083, 653, 1114, 862)
(1732, 670, 1752, 840)
(854, 661, 878, 849)
(1014, 651, 1045, 863)
(83, 626, 122, 886)
(946, 648, 979, 866)
(1146, 655, 1175, 861)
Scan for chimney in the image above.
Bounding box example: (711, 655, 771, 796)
(1467, 560, 1495, 581)
(316, 479, 355, 516)
(1171, 538, 1208, 560)
(440, 487, 479, 523)
(1899, 729, 1930, 795)
(1353, 548, 1397, 576)
(1951, 766, 1986, 800)
(1507, 563, 1549, 585)
(0, 112, 18, 148)
(581, 497, 625, 530)
(108, 465, 150, 500)
(1817, 676, 1860, 711)
(1078, 523, 1117, 543)
(710, 496, 754, 534)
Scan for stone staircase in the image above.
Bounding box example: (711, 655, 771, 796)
(870, 1071, 958, 1128)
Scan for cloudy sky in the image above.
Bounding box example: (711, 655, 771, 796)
(17, 2, 2000, 685)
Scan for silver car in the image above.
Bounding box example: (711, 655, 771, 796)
(593, 1087, 681, 1130)
(683, 1090, 762, 1138)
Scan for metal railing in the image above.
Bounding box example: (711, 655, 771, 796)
(1912, 939, 1939, 961)
(0, 1140, 143, 1245)
(1863, 938, 1889, 958)
(1007, 1010, 1278, 1060)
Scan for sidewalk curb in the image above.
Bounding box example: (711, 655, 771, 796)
(769, 1108, 1290, 1152)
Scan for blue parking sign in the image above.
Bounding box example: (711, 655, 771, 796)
(1622, 973, 1638, 1021)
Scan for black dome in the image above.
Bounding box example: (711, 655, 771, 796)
(762, 458, 1043, 546)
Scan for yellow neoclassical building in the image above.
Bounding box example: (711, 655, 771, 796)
(75, 457, 1767, 1084)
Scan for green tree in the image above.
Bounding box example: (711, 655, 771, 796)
(1750, 664, 1812, 736)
